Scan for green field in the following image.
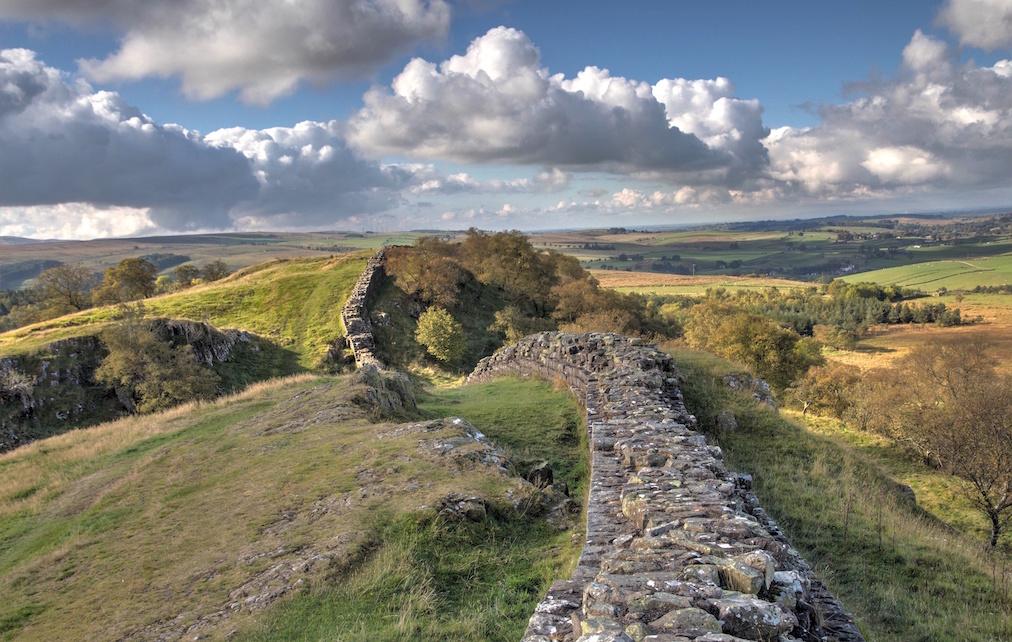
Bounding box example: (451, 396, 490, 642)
(0, 254, 367, 367)
(843, 254, 1012, 290)
(0, 374, 586, 642)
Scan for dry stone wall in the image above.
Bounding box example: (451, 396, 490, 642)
(468, 332, 864, 642)
(341, 250, 387, 368)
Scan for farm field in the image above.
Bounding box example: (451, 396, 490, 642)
(825, 292, 1012, 372)
(591, 269, 810, 296)
(842, 253, 1012, 290)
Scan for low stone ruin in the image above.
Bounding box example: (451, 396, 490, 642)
(468, 332, 864, 642)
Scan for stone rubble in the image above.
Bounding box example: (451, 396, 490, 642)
(468, 332, 864, 642)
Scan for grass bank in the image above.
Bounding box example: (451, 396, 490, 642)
(0, 369, 587, 641)
(669, 347, 1012, 642)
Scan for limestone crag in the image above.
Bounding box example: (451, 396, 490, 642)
(468, 332, 863, 642)
(340, 250, 386, 368)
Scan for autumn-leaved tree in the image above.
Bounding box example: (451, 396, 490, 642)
(685, 301, 823, 389)
(415, 307, 465, 365)
(34, 264, 96, 315)
(174, 264, 201, 288)
(95, 307, 220, 413)
(94, 258, 158, 304)
(201, 260, 231, 282)
(878, 338, 1012, 548)
(787, 363, 862, 417)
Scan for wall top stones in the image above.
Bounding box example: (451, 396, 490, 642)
(469, 332, 864, 642)
(341, 250, 387, 369)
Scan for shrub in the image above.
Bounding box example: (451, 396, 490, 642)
(95, 309, 220, 413)
(415, 307, 465, 365)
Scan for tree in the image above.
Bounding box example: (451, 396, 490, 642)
(174, 264, 201, 287)
(95, 307, 220, 413)
(787, 363, 861, 417)
(490, 306, 555, 344)
(415, 307, 465, 364)
(685, 302, 822, 389)
(884, 339, 1012, 548)
(34, 264, 95, 313)
(201, 260, 230, 282)
(94, 258, 158, 304)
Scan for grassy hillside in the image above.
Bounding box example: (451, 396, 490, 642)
(0, 254, 368, 368)
(0, 232, 433, 289)
(0, 374, 586, 642)
(669, 347, 1012, 642)
(843, 253, 1012, 290)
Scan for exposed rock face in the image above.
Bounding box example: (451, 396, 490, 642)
(468, 332, 863, 642)
(0, 319, 254, 452)
(148, 318, 254, 366)
(340, 250, 386, 368)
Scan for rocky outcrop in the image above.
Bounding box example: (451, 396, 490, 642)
(0, 319, 255, 452)
(340, 250, 386, 368)
(468, 332, 863, 642)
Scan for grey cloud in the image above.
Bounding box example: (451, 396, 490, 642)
(0, 48, 257, 230)
(0, 0, 450, 104)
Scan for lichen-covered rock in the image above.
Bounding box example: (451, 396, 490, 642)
(467, 332, 863, 642)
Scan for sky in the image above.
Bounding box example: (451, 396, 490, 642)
(1, 0, 1012, 239)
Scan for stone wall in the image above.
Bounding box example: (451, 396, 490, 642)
(468, 332, 864, 642)
(340, 250, 386, 368)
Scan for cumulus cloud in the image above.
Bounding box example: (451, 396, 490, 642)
(0, 48, 257, 231)
(349, 27, 765, 179)
(764, 30, 1012, 198)
(938, 0, 1012, 49)
(0, 0, 450, 104)
(205, 120, 416, 227)
(409, 167, 570, 194)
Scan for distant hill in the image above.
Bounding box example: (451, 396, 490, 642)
(0, 236, 47, 245)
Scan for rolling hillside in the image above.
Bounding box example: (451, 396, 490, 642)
(0, 254, 368, 369)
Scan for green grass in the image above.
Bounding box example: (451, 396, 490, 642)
(0, 374, 586, 642)
(240, 376, 588, 642)
(669, 347, 1012, 642)
(419, 378, 588, 501)
(0, 254, 368, 368)
(843, 253, 1012, 291)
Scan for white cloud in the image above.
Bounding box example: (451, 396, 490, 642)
(348, 27, 765, 179)
(938, 0, 1012, 49)
(205, 120, 415, 227)
(409, 167, 570, 194)
(764, 30, 1012, 197)
(0, 204, 155, 239)
(0, 0, 450, 104)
